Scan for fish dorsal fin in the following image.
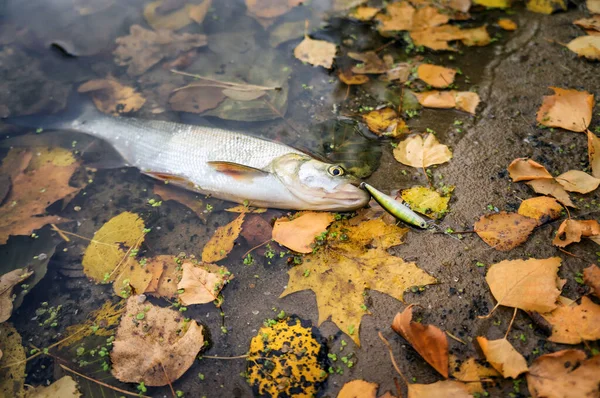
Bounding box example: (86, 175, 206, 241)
(207, 161, 268, 180)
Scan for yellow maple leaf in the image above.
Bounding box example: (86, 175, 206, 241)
(279, 218, 437, 345)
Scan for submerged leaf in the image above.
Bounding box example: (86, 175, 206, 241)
(400, 186, 451, 219)
(144, 0, 211, 30)
(25, 376, 81, 398)
(517, 196, 562, 225)
(476, 337, 528, 378)
(393, 134, 452, 168)
(153, 184, 207, 223)
(536, 87, 594, 132)
(362, 108, 408, 138)
(272, 212, 335, 254)
(539, 296, 600, 344)
(201, 213, 245, 263)
(417, 64, 456, 88)
(413, 90, 480, 114)
(177, 262, 233, 306)
(0, 268, 33, 323)
(294, 36, 337, 69)
(474, 212, 537, 251)
(338, 70, 370, 85)
(0, 323, 25, 398)
(473, 0, 511, 8)
(79, 79, 145, 115)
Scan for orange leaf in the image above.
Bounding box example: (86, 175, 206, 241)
(393, 134, 452, 168)
(583, 264, 600, 298)
(555, 170, 600, 193)
(517, 196, 562, 225)
(177, 262, 233, 306)
(485, 257, 563, 313)
(474, 212, 537, 251)
(526, 179, 574, 207)
(154, 184, 207, 223)
(507, 158, 553, 182)
(201, 213, 245, 263)
(476, 337, 529, 378)
(338, 71, 370, 85)
(272, 212, 335, 253)
(450, 356, 500, 394)
(536, 87, 594, 132)
(349, 6, 381, 21)
(391, 304, 448, 378)
(407, 380, 471, 398)
(527, 350, 600, 398)
(337, 380, 378, 398)
(362, 108, 408, 138)
(588, 130, 600, 178)
(417, 64, 456, 88)
(552, 219, 600, 247)
(539, 296, 600, 344)
(498, 18, 517, 30)
(413, 90, 481, 114)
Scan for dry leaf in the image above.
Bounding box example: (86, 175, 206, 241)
(566, 36, 600, 60)
(536, 87, 594, 132)
(413, 90, 480, 114)
(113, 25, 207, 76)
(400, 186, 451, 219)
(498, 18, 517, 30)
(407, 380, 471, 398)
(517, 196, 562, 225)
(552, 219, 600, 247)
(0, 268, 33, 323)
(349, 6, 381, 21)
(474, 212, 537, 251)
(583, 264, 600, 298)
(78, 79, 145, 115)
(337, 380, 378, 398)
(272, 212, 335, 253)
(393, 134, 452, 168)
(375, 2, 416, 32)
(280, 218, 436, 344)
(294, 36, 337, 69)
(111, 296, 204, 386)
(574, 16, 600, 32)
(589, 0, 600, 13)
(476, 337, 529, 378)
(338, 71, 370, 85)
(556, 170, 600, 193)
(526, 0, 567, 14)
(0, 323, 25, 398)
(486, 257, 562, 313)
(392, 305, 448, 378)
(411, 25, 490, 51)
(473, 0, 511, 8)
(153, 184, 207, 223)
(588, 130, 600, 178)
(527, 350, 600, 398)
(507, 158, 553, 182)
(450, 356, 500, 394)
(202, 213, 245, 263)
(539, 296, 600, 344)
(348, 51, 388, 74)
(417, 64, 456, 88)
(384, 62, 411, 82)
(25, 375, 81, 398)
(526, 179, 574, 207)
(177, 262, 232, 306)
(362, 108, 408, 138)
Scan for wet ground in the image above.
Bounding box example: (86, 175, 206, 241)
(1, 0, 599, 397)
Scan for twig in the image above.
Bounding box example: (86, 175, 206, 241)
(108, 235, 144, 279)
(558, 248, 583, 259)
(50, 224, 71, 242)
(59, 364, 150, 398)
(159, 361, 177, 398)
(378, 332, 409, 387)
(242, 239, 272, 259)
(446, 331, 467, 345)
(170, 70, 279, 91)
(504, 307, 518, 339)
(50, 224, 118, 247)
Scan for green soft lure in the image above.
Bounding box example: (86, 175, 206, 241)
(360, 182, 429, 229)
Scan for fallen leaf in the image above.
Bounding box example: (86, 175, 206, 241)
(201, 213, 245, 263)
(588, 130, 600, 178)
(556, 170, 600, 193)
(294, 36, 337, 69)
(338, 70, 370, 85)
(247, 317, 327, 397)
(536, 87, 594, 132)
(348, 51, 388, 74)
(413, 90, 480, 114)
(392, 304, 448, 378)
(574, 16, 600, 33)
(473, 0, 511, 8)
(245, 0, 303, 27)
(474, 212, 537, 251)
(375, 2, 416, 33)
(272, 212, 335, 254)
(417, 64, 456, 88)
(187, 0, 212, 24)
(507, 158, 553, 182)
(153, 184, 207, 223)
(526, 179, 575, 207)
(584, 265, 600, 297)
(476, 337, 529, 378)
(25, 375, 81, 398)
(362, 108, 408, 138)
(527, 350, 600, 398)
(384, 62, 411, 82)
(241, 215, 272, 255)
(113, 25, 207, 76)
(78, 79, 146, 115)
(518, 196, 562, 225)
(144, 0, 211, 30)
(411, 25, 491, 51)
(485, 257, 562, 313)
(177, 262, 232, 306)
(400, 186, 451, 219)
(393, 134, 453, 168)
(0, 323, 25, 398)
(450, 356, 500, 394)
(0, 268, 33, 323)
(338, 380, 378, 398)
(59, 300, 125, 349)
(168, 84, 226, 114)
(566, 35, 600, 60)
(408, 380, 471, 398)
(225, 205, 267, 214)
(539, 296, 600, 344)
(552, 219, 600, 247)
(588, 0, 600, 13)
(498, 18, 517, 31)
(526, 0, 567, 14)
(280, 218, 436, 344)
(81, 212, 146, 285)
(143, 255, 181, 299)
(349, 6, 381, 21)
(111, 296, 204, 386)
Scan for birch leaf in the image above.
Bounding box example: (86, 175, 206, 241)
(526, 179, 574, 207)
(474, 212, 537, 251)
(177, 262, 233, 306)
(555, 170, 600, 194)
(507, 158, 553, 182)
(201, 213, 245, 263)
(294, 36, 336, 69)
(476, 337, 529, 378)
(417, 64, 456, 88)
(517, 196, 562, 225)
(393, 134, 452, 168)
(583, 264, 600, 298)
(539, 296, 600, 344)
(588, 130, 600, 178)
(536, 87, 594, 132)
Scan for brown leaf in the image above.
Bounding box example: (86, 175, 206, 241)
(362, 108, 408, 138)
(348, 51, 388, 74)
(144, 0, 212, 30)
(153, 184, 207, 223)
(507, 158, 553, 182)
(485, 257, 563, 313)
(0, 268, 33, 323)
(294, 36, 336, 69)
(527, 350, 600, 398)
(201, 213, 245, 262)
(552, 219, 600, 247)
(0, 323, 26, 397)
(384, 62, 411, 82)
(574, 16, 600, 32)
(169, 85, 226, 113)
(144, 255, 181, 299)
(588, 130, 600, 178)
(476, 337, 529, 378)
(337, 380, 378, 398)
(272, 212, 335, 253)
(539, 296, 600, 344)
(241, 214, 273, 254)
(78, 79, 145, 115)
(411, 25, 490, 51)
(375, 2, 415, 33)
(536, 87, 594, 132)
(566, 36, 600, 61)
(450, 356, 500, 394)
(392, 304, 448, 378)
(24, 375, 81, 398)
(413, 90, 480, 114)
(517, 196, 562, 225)
(474, 212, 537, 251)
(338, 71, 370, 85)
(113, 25, 207, 76)
(245, 0, 302, 19)
(526, 179, 574, 207)
(555, 170, 600, 193)
(393, 134, 452, 168)
(407, 380, 471, 398)
(498, 18, 517, 30)
(417, 64, 456, 88)
(589, 0, 600, 13)
(110, 297, 204, 386)
(177, 262, 232, 306)
(583, 264, 600, 298)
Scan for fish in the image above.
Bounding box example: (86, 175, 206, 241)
(2, 102, 369, 211)
(360, 182, 429, 229)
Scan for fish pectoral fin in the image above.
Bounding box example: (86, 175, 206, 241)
(207, 161, 267, 180)
(146, 171, 195, 187)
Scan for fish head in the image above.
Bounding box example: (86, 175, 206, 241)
(271, 154, 370, 211)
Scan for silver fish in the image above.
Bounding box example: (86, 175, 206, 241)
(4, 103, 369, 211)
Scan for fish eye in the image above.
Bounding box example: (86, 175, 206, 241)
(327, 165, 345, 177)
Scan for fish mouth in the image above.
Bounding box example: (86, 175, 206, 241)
(323, 183, 370, 206)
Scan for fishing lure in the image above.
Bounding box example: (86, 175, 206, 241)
(360, 182, 429, 229)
